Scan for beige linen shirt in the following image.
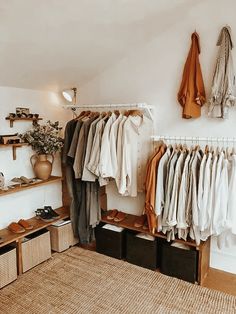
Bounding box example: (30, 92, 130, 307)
(99, 113, 117, 178)
(82, 116, 101, 181)
(119, 115, 152, 197)
(109, 114, 123, 179)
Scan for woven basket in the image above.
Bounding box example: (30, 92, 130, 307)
(47, 221, 79, 253)
(0, 247, 17, 289)
(22, 229, 51, 273)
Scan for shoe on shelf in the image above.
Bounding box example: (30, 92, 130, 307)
(18, 219, 33, 230)
(0, 237, 4, 244)
(11, 176, 34, 186)
(8, 222, 25, 234)
(134, 214, 147, 228)
(44, 206, 59, 218)
(35, 208, 54, 222)
(20, 176, 34, 185)
(106, 209, 118, 220)
(114, 211, 126, 222)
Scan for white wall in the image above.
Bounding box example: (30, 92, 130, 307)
(0, 86, 70, 229)
(78, 0, 236, 274)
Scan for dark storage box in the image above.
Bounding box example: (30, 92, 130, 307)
(126, 231, 158, 270)
(161, 243, 198, 283)
(95, 223, 126, 259)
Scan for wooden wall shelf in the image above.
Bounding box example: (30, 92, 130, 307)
(0, 143, 29, 160)
(101, 213, 200, 248)
(0, 176, 62, 197)
(101, 212, 211, 285)
(5, 117, 43, 128)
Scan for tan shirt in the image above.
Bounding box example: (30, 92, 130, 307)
(145, 145, 166, 233)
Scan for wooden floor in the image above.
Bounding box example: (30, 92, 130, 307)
(203, 268, 236, 296)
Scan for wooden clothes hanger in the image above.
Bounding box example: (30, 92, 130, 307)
(205, 145, 209, 154)
(74, 110, 85, 120)
(128, 109, 143, 117)
(76, 110, 91, 120)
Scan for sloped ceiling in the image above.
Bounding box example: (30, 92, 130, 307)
(0, 0, 190, 91)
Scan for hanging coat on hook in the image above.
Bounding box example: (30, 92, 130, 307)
(208, 26, 236, 119)
(178, 32, 206, 119)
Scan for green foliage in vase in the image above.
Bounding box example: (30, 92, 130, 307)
(20, 121, 64, 155)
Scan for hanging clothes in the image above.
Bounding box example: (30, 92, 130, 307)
(178, 32, 206, 119)
(208, 26, 236, 119)
(147, 142, 236, 248)
(64, 108, 152, 243)
(62, 119, 79, 238)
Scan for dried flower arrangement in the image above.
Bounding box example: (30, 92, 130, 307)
(20, 121, 63, 155)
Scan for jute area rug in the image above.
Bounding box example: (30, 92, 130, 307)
(0, 247, 235, 314)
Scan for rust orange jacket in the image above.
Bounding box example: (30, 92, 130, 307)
(178, 32, 206, 119)
(144, 145, 166, 233)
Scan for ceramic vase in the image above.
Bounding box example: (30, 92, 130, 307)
(30, 154, 54, 180)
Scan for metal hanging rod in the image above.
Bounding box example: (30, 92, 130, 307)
(63, 103, 154, 120)
(64, 102, 151, 108)
(151, 135, 236, 143)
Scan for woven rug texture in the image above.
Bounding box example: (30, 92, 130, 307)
(0, 246, 235, 314)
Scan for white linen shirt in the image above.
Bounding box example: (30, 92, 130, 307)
(109, 114, 123, 179)
(115, 116, 127, 190)
(212, 156, 229, 236)
(87, 118, 105, 177)
(199, 152, 212, 233)
(118, 115, 152, 197)
(177, 152, 191, 232)
(211, 152, 224, 235)
(217, 155, 236, 248)
(167, 152, 186, 227)
(99, 113, 117, 178)
(197, 153, 207, 229)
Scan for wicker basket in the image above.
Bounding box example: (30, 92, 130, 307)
(47, 221, 79, 252)
(0, 246, 17, 289)
(22, 229, 51, 273)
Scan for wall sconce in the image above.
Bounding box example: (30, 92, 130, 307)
(62, 87, 77, 106)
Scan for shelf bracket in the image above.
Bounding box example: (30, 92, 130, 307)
(12, 146, 17, 160)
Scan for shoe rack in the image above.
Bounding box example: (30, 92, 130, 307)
(0, 173, 69, 275)
(0, 206, 69, 275)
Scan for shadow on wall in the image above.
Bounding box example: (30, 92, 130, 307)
(79, 0, 205, 88)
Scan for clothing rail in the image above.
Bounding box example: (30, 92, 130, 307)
(63, 103, 154, 120)
(151, 135, 236, 143)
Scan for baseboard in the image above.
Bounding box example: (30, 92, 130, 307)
(210, 250, 236, 275)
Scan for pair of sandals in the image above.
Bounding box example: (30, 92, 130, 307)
(11, 176, 35, 186)
(107, 209, 126, 222)
(134, 214, 148, 230)
(8, 219, 33, 234)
